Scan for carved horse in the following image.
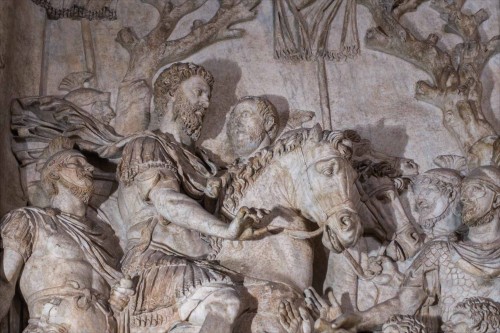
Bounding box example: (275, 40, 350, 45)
(210, 125, 363, 332)
(324, 154, 423, 314)
(9, 98, 363, 332)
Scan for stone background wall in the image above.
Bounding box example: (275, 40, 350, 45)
(36, 1, 500, 170)
(0, 1, 44, 217)
(0, 0, 498, 331)
(2, 2, 499, 212)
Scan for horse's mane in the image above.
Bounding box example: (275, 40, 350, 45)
(222, 126, 353, 214)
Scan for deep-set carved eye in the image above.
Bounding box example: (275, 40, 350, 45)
(463, 184, 486, 199)
(315, 159, 339, 176)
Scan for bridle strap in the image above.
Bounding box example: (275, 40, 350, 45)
(298, 146, 357, 222)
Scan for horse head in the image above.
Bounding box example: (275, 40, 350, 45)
(285, 125, 363, 253)
(355, 159, 422, 261)
(217, 125, 363, 291)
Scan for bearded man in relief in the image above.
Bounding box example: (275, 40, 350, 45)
(0, 139, 133, 333)
(117, 62, 265, 333)
(329, 166, 500, 332)
(413, 168, 464, 241)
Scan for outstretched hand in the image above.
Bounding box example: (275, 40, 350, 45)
(304, 287, 341, 322)
(319, 313, 362, 333)
(279, 299, 314, 333)
(229, 206, 270, 240)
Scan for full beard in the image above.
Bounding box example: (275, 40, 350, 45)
(173, 90, 206, 141)
(463, 205, 497, 227)
(59, 176, 94, 204)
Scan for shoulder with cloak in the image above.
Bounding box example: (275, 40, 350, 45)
(450, 239, 500, 279)
(1, 207, 55, 262)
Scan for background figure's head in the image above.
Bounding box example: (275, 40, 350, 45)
(227, 96, 279, 159)
(382, 315, 428, 333)
(413, 168, 462, 235)
(154, 62, 214, 141)
(442, 297, 500, 333)
(40, 138, 94, 204)
(461, 166, 500, 227)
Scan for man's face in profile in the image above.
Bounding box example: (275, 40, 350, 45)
(57, 153, 95, 204)
(414, 181, 450, 226)
(172, 75, 211, 141)
(461, 181, 497, 227)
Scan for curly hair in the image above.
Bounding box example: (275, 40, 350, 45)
(453, 297, 500, 333)
(41, 150, 85, 197)
(414, 169, 462, 200)
(153, 62, 214, 117)
(382, 315, 427, 333)
(234, 96, 280, 140)
(222, 126, 353, 214)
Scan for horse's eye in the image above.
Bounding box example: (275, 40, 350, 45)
(322, 168, 334, 176)
(315, 160, 337, 176)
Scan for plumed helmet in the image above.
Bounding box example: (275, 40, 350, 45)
(416, 168, 463, 188)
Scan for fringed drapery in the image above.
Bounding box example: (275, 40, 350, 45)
(274, 0, 360, 61)
(31, 0, 118, 20)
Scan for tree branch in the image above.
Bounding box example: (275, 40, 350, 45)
(393, 0, 429, 19)
(159, 0, 260, 65)
(484, 35, 500, 65)
(361, 0, 498, 162)
(144, 0, 209, 47)
(116, 27, 140, 54)
(114, 0, 262, 135)
(360, 0, 452, 87)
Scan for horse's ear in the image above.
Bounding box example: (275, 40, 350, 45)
(309, 123, 323, 142)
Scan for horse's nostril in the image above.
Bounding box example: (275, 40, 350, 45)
(341, 216, 351, 228)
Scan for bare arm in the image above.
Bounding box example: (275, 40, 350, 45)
(149, 179, 258, 240)
(128, 163, 264, 240)
(0, 249, 23, 320)
(355, 286, 427, 331)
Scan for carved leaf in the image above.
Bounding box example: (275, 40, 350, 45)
(59, 72, 95, 92)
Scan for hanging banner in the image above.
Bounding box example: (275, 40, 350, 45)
(273, 0, 359, 61)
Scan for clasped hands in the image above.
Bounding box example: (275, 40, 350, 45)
(228, 206, 271, 240)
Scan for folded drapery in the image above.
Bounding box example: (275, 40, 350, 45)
(273, 0, 360, 61)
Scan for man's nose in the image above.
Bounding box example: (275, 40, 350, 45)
(199, 94, 209, 108)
